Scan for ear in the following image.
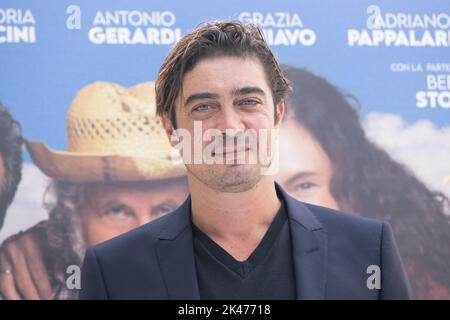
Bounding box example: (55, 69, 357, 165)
(274, 101, 285, 128)
(161, 114, 177, 147)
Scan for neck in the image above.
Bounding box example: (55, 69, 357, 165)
(189, 175, 281, 241)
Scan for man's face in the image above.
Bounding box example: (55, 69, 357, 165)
(166, 56, 284, 193)
(79, 177, 188, 245)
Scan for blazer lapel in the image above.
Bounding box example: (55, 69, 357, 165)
(290, 219, 327, 299)
(276, 183, 328, 299)
(154, 183, 327, 300)
(155, 196, 201, 300)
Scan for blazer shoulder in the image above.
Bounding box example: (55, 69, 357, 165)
(305, 202, 383, 229)
(277, 183, 384, 236)
(300, 202, 386, 244)
(80, 209, 184, 299)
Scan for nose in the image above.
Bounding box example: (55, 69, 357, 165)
(138, 215, 153, 226)
(215, 105, 246, 135)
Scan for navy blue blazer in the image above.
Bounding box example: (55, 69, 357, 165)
(79, 183, 412, 299)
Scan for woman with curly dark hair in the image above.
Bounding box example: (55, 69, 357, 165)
(277, 66, 450, 299)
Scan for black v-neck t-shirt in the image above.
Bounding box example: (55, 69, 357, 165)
(192, 204, 297, 300)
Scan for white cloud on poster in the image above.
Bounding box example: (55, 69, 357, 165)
(363, 112, 450, 200)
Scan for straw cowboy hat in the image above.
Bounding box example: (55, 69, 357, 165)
(26, 82, 185, 182)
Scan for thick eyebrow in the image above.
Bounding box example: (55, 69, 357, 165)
(184, 86, 266, 106)
(232, 86, 266, 98)
(184, 92, 220, 106)
(285, 171, 319, 186)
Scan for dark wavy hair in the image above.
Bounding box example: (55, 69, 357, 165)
(156, 20, 291, 127)
(283, 65, 450, 298)
(0, 103, 23, 229)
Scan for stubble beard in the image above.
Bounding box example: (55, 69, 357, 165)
(186, 161, 263, 193)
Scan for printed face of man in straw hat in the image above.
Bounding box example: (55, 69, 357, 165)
(0, 82, 189, 300)
(26, 81, 189, 244)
